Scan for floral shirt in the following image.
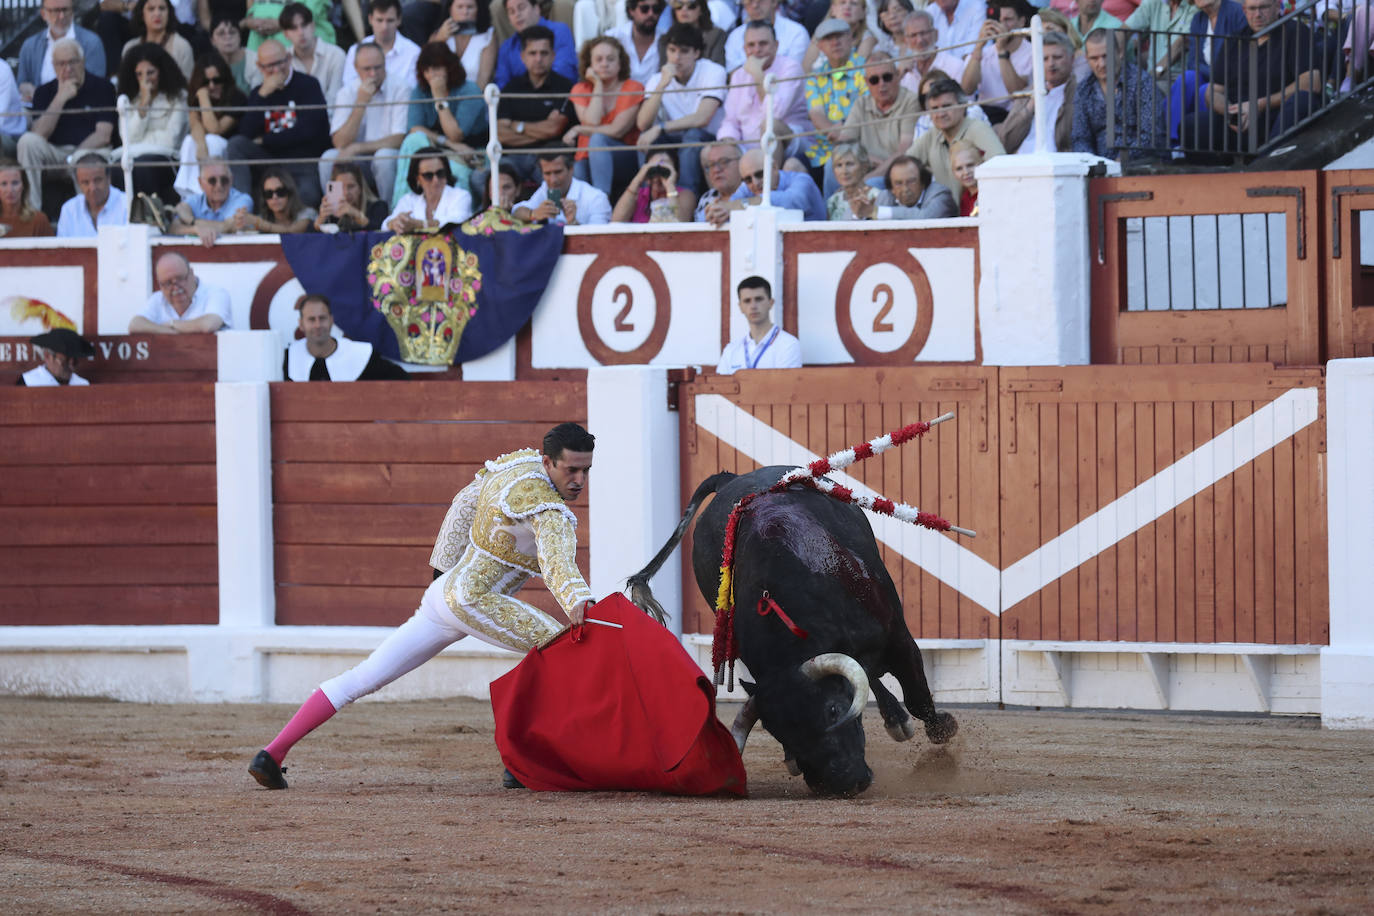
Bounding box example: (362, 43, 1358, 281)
(803, 52, 866, 166)
(827, 185, 879, 220)
(1070, 65, 1167, 161)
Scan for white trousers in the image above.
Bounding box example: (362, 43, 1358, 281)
(318, 568, 560, 709)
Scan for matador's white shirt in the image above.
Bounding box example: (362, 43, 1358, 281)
(429, 449, 593, 644)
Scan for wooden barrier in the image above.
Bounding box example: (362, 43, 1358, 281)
(0, 383, 219, 625)
(679, 364, 1328, 648)
(269, 380, 588, 626)
(0, 335, 218, 384)
(1323, 171, 1374, 360)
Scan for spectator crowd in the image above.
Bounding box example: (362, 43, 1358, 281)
(0, 0, 1361, 238)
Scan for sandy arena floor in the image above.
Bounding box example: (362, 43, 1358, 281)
(1, 696, 1372, 914)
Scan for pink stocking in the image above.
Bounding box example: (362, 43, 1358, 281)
(263, 689, 337, 763)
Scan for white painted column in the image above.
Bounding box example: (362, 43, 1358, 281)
(976, 153, 1119, 366)
(586, 366, 684, 634)
(217, 330, 284, 382)
(727, 205, 802, 345)
(1322, 357, 1374, 729)
(96, 224, 153, 335)
(215, 382, 275, 630)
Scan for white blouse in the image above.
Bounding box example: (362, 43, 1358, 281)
(448, 29, 493, 83)
(117, 90, 188, 156)
(387, 184, 474, 228)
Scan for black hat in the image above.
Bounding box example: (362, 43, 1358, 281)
(31, 328, 94, 360)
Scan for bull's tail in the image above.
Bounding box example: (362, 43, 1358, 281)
(626, 471, 736, 626)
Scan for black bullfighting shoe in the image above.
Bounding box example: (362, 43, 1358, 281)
(249, 749, 288, 789)
(501, 768, 525, 790)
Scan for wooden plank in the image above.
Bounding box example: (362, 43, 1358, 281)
(275, 544, 591, 588)
(1272, 425, 1297, 645)
(0, 465, 216, 506)
(271, 421, 558, 464)
(1232, 401, 1256, 643)
(1213, 401, 1237, 643)
(273, 462, 484, 505)
(1292, 419, 1326, 645)
(1, 424, 216, 466)
(1173, 401, 1196, 643)
(274, 504, 453, 546)
(1194, 403, 1217, 643)
(1057, 400, 1079, 641)
(1153, 400, 1176, 643)
(1114, 401, 1137, 642)
(1135, 401, 1156, 644)
(918, 397, 939, 640)
(1077, 401, 1099, 641)
(1096, 401, 1117, 641)
(938, 397, 960, 639)
(1038, 401, 1060, 640)
(0, 383, 215, 426)
(0, 546, 218, 585)
(0, 585, 217, 625)
(0, 506, 216, 546)
(1252, 425, 1276, 644)
(269, 380, 586, 423)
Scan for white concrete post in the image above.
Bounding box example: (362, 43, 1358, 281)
(975, 152, 1118, 366)
(215, 381, 275, 630)
(97, 224, 153, 335)
(586, 366, 684, 634)
(484, 83, 501, 207)
(727, 205, 802, 347)
(217, 330, 284, 382)
(1322, 357, 1374, 729)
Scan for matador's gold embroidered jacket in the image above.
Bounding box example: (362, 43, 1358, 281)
(429, 448, 593, 616)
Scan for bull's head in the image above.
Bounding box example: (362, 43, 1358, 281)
(748, 654, 873, 797)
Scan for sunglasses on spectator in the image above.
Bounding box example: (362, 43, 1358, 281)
(204, 175, 231, 186)
(637, 2, 665, 12)
(745, 170, 766, 184)
(420, 169, 447, 181)
(204, 75, 226, 85)
(263, 186, 289, 198)
(868, 72, 896, 84)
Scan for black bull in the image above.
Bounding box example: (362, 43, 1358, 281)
(628, 466, 958, 796)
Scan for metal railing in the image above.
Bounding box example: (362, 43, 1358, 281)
(1102, 0, 1361, 163)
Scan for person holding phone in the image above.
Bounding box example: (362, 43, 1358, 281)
(511, 149, 611, 224)
(428, 0, 495, 86)
(316, 161, 390, 230)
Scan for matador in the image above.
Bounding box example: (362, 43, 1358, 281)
(248, 422, 597, 791)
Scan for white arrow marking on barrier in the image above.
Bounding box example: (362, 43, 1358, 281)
(695, 387, 1320, 617)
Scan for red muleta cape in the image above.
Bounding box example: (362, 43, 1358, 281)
(490, 594, 747, 796)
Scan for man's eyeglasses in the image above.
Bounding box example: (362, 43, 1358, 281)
(204, 175, 231, 186)
(262, 186, 289, 198)
(705, 156, 739, 171)
(419, 169, 447, 181)
(43, 5, 73, 14)
(867, 71, 896, 84)
(161, 273, 191, 288)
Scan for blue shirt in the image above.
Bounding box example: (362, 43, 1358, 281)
(731, 170, 827, 222)
(493, 18, 578, 88)
(56, 186, 128, 237)
(185, 188, 254, 222)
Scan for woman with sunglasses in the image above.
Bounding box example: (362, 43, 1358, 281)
(173, 50, 247, 197)
(657, 0, 726, 65)
(122, 0, 194, 78)
(248, 167, 315, 233)
(386, 147, 473, 232)
(565, 36, 642, 200)
(114, 42, 188, 205)
(317, 161, 389, 231)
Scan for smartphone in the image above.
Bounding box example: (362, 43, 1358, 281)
(454, 19, 477, 34)
(325, 180, 344, 210)
(548, 187, 563, 207)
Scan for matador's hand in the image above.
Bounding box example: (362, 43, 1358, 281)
(570, 599, 592, 626)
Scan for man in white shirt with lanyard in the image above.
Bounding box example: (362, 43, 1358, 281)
(716, 275, 801, 374)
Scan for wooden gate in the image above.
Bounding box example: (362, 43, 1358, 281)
(999, 365, 1327, 646)
(270, 380, 586, 626)
(678, 365, 1328, 649)
(678, 368, 1002, 640)
(1324, 172, 1374, 360)
(1090, 171, 1322, 366)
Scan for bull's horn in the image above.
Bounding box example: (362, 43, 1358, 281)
(799, 653, 869, 725)
(730, 697, 758, 753)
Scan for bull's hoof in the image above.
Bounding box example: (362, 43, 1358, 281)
(925, 712, 958, 745)
(885, 716, 917, 742)
(784, 756, 801, 776)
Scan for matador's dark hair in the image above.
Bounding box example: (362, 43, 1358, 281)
(543, 422, 595, 459)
